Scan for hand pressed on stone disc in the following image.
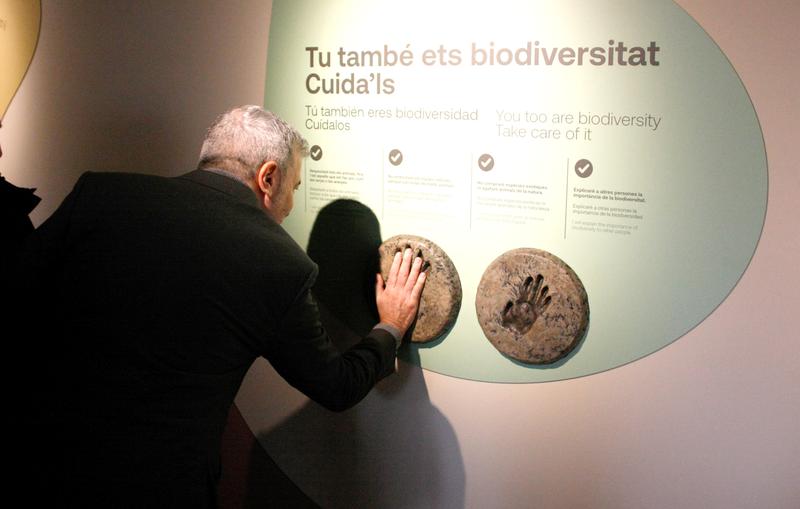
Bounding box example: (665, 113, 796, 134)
(378, 235, 462, 343)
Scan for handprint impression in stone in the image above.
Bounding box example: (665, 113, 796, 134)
(501, 274, 552, 335)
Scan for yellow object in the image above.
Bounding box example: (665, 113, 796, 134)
(0, 0, 41, 120)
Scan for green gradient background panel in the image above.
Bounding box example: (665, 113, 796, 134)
(265, 0, 767, 382)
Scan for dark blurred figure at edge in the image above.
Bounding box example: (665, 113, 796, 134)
(0, 120, 40, 246)
(2, 106, 426, 507)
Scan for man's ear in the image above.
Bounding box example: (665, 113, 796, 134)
(257, 160, 280, 196)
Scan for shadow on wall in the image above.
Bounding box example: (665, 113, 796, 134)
(249, 200, 466, 509)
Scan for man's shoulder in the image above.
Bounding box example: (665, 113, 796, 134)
(78, 170, 166, 183)
(74, 170, 317, 274)
(73, 170, 173, 194)
(76, 170, 248, 204)
(253, 221, 318, 278)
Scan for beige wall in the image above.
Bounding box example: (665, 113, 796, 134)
(2, 0, 273, 224)
(2, 1, 798, 508)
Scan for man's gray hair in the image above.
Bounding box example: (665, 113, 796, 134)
(197, 105, 308, 180)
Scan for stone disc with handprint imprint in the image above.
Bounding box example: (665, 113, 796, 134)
(476, 248, 589, 364)
(379, 235, 462, 343)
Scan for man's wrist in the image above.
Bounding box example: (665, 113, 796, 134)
(374, 322, 403, 350)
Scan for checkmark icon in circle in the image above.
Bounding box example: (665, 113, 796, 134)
(478, 153, 495, 171)
(574, 159, 593, 178)
(310, 145, 323, 161)
(389, 149, 403, 166)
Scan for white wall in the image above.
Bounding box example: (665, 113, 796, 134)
(3, 1, 798, 508)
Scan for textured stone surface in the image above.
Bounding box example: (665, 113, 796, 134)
(379, 235, 462, 343)
(476, 248, 589, 364)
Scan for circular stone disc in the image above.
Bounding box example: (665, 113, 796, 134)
(379, 235, 462, 343)
(476, 248, 589, 364)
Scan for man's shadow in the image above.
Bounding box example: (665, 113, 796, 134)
(246, 199, 466, 508)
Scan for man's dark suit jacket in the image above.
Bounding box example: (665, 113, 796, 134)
(8, 170, 396, 507)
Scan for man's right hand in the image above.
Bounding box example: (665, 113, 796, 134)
(375, 248, 427, 338)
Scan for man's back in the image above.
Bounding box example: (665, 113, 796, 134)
(20, 170, 316, 506)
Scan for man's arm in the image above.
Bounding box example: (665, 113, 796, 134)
(264, 248, 426, 412)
